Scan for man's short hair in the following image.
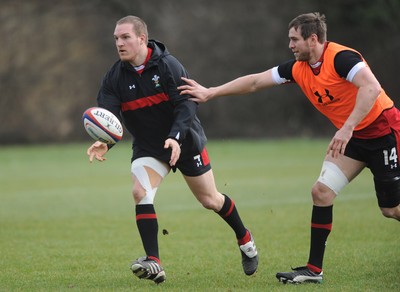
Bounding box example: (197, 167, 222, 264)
(116, 15, 149, 43)
(288, 12, 327, 43)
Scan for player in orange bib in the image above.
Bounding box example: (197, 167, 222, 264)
(178, 12, 400, 284)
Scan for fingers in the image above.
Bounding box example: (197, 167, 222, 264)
(88, 150, 106, 162)
(164, 139, 181, 166)
(89, 151, 95, 163)
(178, 85, 191, 95)
(178, 77, 196, 95)
(87, 142, 107, 163)
(180, 77, 196, 86)
(87, 145, 96, 162)
(327, 140, 338, 158)
(87, 145, 93, 156)
(95, 153, 107, 162)
(188, 97, 202, 103)
(177, 77, 209, 103)
(327, 139, 347, 158)
(168, 145, 180, 166)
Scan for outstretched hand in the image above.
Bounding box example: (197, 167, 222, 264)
(164, 138, 181, 166)
(178, 77, 212, 103)
(87, 141, 108, 162)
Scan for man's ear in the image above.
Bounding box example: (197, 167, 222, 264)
(309, 33, 319, 47)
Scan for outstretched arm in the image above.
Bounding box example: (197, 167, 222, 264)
(178, 69, 276, 103)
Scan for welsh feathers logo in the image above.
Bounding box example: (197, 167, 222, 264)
(152, 75, 161, 88)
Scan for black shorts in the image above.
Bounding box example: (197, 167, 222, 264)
(345, 131, 400, 208)
(174, 147, 212, 176)
(132, 141, 211, 177)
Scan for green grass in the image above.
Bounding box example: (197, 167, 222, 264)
(0, 139, 398, 291)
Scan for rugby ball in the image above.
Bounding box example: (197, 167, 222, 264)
(82, 107, 123, 144)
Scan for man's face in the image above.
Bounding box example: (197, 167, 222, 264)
(288, 27, 311, 62)
(114, 23, 143, 63)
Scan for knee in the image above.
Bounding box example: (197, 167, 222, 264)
(380, 205, 400, 220)
(132, 186, 146, 205)
(197, 192, 223, 211)
(311, 182, 336, 206)
(198, 196, 216, 210)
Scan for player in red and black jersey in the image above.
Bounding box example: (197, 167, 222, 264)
(86, 16, 258, 284)
(179, 12, 400, 285)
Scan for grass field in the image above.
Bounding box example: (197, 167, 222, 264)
(0, 139, 398, 291)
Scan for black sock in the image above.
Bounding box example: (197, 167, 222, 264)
(136, 204, 159, 260)
(307, 205, 333, 273)
(217, 194, 247, 240)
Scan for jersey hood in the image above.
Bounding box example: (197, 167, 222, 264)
(147, 39, 170, 67)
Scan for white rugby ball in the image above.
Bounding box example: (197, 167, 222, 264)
(82, 107, 123, 144)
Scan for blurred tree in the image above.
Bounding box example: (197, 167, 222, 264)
(0, 0, 398, 144)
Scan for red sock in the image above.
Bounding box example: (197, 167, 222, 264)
(148, 255, 161, 264)
(136, 204, 159, 259)
(307, 205, 333, 273)
(307, 263, 322, 273)
(238, 230, 251, 245)
(217, 194, 247, 240)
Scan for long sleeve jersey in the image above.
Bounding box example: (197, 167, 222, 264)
(97, 40, 207, 162)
